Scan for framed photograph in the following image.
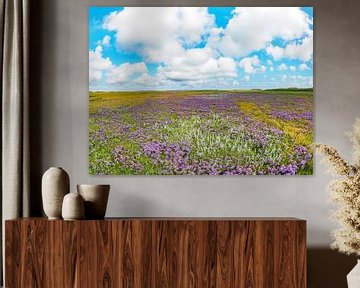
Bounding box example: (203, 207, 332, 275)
(89, 7, 313, 175)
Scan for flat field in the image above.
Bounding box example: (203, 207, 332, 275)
(89, 89, 313, 175)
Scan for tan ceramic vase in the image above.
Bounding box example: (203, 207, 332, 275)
(62, 192, 85, 220)
(42, 167, 70, 219)
(77, 184, 110, 219)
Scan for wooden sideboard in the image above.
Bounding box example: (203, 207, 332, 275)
(5, 217, 306, 287)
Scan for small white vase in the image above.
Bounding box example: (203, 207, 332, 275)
(347, 259, 360, 288)
(62, 192, 85, 220)
(42, 167, 70, 219)
(77, 184, 110, 219)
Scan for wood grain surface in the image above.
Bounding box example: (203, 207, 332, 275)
(5, 218, 306, 288)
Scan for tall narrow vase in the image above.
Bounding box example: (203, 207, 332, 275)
(42, 167, 70, 219)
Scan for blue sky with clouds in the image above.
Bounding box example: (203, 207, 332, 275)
(89, 7, 313, 91)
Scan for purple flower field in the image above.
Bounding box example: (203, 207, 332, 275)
(89, 90, 313, 175)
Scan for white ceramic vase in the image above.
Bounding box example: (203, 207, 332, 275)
(347, 260, 360, 288)
(62, 192, 85, 220)
(42, 167, 70, 219)
(77, 184, 110, 219)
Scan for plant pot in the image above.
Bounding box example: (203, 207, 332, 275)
(347, 259, 360, 288)
(42, 167, 70, 219)
(62, 192, 85, 220)
(77, 184, 110, 219)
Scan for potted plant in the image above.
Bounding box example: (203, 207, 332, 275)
(315, 118, 360, 287)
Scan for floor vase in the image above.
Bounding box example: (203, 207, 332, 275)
(347, 260, 360, 288)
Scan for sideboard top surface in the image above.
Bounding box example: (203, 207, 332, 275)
(6, 217, 305, 222)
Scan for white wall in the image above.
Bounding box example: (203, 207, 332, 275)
(30, 0, 360, 250)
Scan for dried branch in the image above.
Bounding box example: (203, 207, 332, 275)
(350, 118, 360, 166)
(315, 119, 360, 256)
(314, 143, 357, 176)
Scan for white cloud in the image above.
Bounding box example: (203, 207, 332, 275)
(239, 55, 265, 74)
(218, 57, 238, 76)
(89, 70, 103, 82)
(299, 63, 310, 71)
(175, 8, 215, 44)
(101, 7, 237, 85)
(89, 46, 112, 83)
(210, 7, 312, 58)
(284, 32, 313, 61)
(134, 73, 155, 84)
(107, 62, 147, 84)
(103, 7, 215, 63)
(284, 75, 313, 87)
(97, 35, 111, 46)
(278, 63, 288, 71)
(89, 45, 147, 85)
(94, 7, 313, 90)
(266, 32, 313, 61)
(186, 76, 241, 90)
(308, 76, 313, 87)
(158, 48, 237, 81)
(266, 45, 284, 61)
(89, 46, 112, 70)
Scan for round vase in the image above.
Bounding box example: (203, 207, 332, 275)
(42, 167, 70, 219)
(62, 192, 85, 220)
(77, 184, 110, 219)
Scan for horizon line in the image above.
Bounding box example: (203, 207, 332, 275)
(89, 87, 314, 93)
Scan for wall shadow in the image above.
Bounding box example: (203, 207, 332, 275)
(308, 248, 357, 288)
(29, 0, 46, 216)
